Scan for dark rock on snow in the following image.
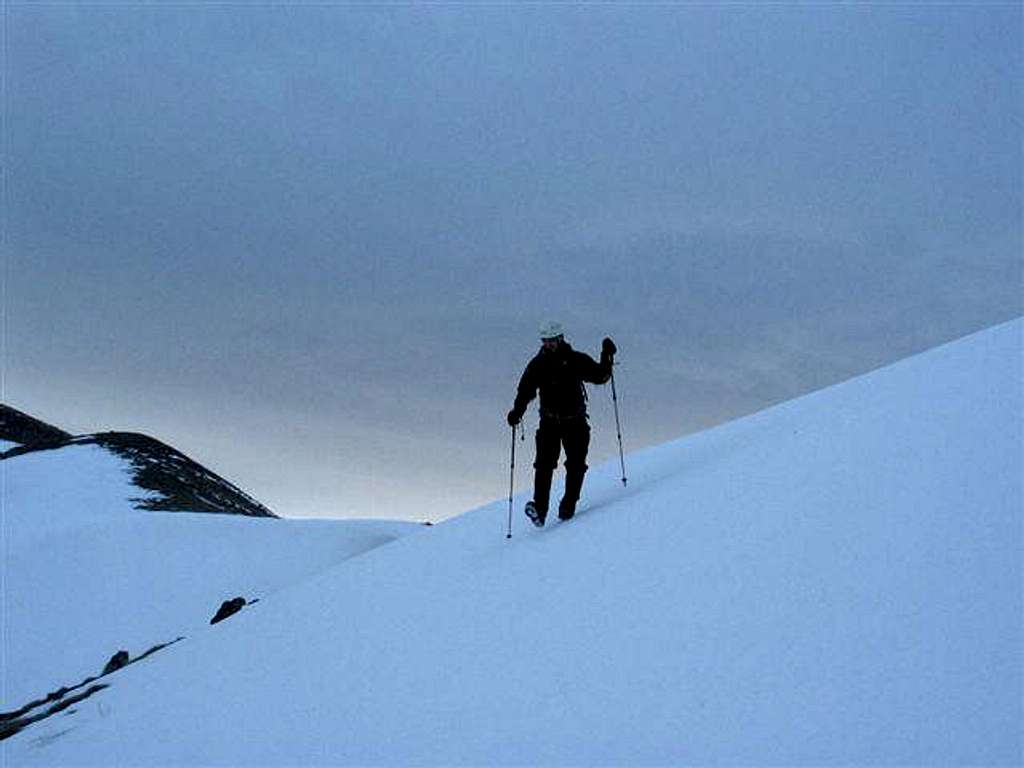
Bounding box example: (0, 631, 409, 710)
(102, 651, 130, 676)
(211, 597, 248, 625)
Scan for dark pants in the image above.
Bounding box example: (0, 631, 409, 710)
(533, 416, 590, 515)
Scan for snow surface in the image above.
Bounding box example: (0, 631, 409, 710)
(4, 319, 1022, 765)
(0, 441, 17, 453)
(0, 443, 420, 710)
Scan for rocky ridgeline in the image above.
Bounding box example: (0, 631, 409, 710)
(0, 404, 71, 448)
(0, 404, 276, 518)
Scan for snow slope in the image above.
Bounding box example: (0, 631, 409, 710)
(6, 319, 1022, 765)
(1, 443, 420, 711)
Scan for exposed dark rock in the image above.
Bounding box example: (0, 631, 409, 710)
(102, 650, 130, 676)
(92, 433, 277, 517)
(134, 637, 185, 664)
(0, 405, 70, 450)
(2, 426, 277, 518)
(211, 597, 247, 625)
(0, 637, 185, 742)
(0, 685, 108, 741)
(1, 638, 184, 745)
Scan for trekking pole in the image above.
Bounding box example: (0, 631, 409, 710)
(611, 365, 627, 486)
(507, 424, 516, 539)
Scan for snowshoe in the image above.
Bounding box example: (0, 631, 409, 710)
(524, 501, 546, 528)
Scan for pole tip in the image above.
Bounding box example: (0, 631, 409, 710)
(622, 477, 628, 487)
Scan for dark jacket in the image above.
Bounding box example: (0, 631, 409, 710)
(512, 341, 613, 422)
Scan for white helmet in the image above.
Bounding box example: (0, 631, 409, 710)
(539, 321, 564, 340)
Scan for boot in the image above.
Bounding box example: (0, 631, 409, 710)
(524, 501, 545, 528)
(559, 465, 587, 520)
(528, 466, 553, 526)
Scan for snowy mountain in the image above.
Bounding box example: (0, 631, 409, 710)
(1, 405, 276, 518)
(0, 408, 421, 727)
(4, 319, 1021, 765)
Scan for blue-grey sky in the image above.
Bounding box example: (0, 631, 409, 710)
(5, 3, 1021, 521)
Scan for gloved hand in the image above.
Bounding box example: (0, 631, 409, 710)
(602, 337, 617, 357)
(507, 410, 521, 427)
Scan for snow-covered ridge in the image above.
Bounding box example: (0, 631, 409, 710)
(5, 319, 1022, 764)
(2, 403, 274, 518)
(3, 430, 276, 518)
(1, 411, 423, 715)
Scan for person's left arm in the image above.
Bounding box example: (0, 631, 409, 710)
(577, 337, 616, 385)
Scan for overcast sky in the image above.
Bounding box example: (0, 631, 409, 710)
(5, 3, 1021, 521)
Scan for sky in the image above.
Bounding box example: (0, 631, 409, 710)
(4, 2, 1022, 521)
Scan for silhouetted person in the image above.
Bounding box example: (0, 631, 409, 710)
(507, 322, 616, 525)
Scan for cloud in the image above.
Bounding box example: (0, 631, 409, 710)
(11, 3, 1021, 520)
